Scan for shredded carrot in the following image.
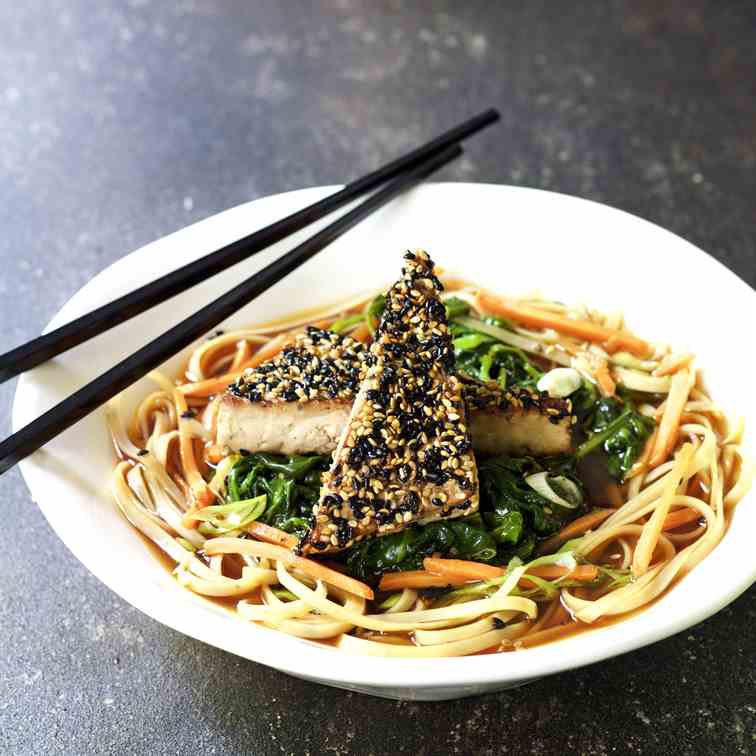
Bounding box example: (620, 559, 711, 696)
(527, 597, 563, 633)
(423, 558, 506, 582)
(206, 539, 374, 600)
(245, 521, 298, 549)
(626, 429, 658, 480)
(520, 564, 598, 588)
(662, 507, 701, 531)
(178, 371, 243, 398)
(535, 508, 614, 555)
(204, 444, 225, 464)
(350, 323, 372, 343)
(378, 570, 454, 592)
(649, 369, 695, 467)
(246, 332, 289, 369)
(175, 391, 216, 526)
(653, 353, 694, 378)
(594, 361, 616, 397)
(477, 292, 651, 357)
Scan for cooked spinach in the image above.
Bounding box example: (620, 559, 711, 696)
(576, 397, 655, 480)
(449, 317, 542, 390)
(444, 296, 471, 319)
(339, 455, 584, 579)
(224, 453, 328, 537)
(477, 455, 584, 562)
(344, 518, 498, 582)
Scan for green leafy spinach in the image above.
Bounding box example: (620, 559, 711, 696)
(224, 453, 328, 537)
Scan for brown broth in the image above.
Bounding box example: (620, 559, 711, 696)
(126, 288, 743, 656)
(136, 525, 713, 656)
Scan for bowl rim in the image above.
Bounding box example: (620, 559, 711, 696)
(13, 182, 756, 692)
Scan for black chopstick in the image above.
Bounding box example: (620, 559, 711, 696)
(0, 144, 462, 475)
(0, 109, 499, 385)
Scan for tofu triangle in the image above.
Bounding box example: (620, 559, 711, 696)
(302, 250, 479, 554)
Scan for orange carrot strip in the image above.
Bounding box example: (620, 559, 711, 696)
(527, 597, 563, 633)
(378, 571, 453, 592)
(245, 521, 298, 549)
(477, 292, 651, 357)
(204, 444, 225, 464)
(662, 507, 701, 531)
(350, 323, 372, 343)
(626, 429, 658, 480)
(247, 332, 289, 369)
(178, 371, 243, 398)
(653, 353, 694, 377)
(535, 508, 614, 555)
(423, 558, 506, 582)
(649, 369, 695, 467)
(205, 539, 374, 600)
(175, 392, 216, 526)
(520, 565, 598, 588)
(594, 361, 616, 397)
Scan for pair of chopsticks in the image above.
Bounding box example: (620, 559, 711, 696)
(0, 109, 500, 475)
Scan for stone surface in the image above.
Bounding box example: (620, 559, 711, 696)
(1, 1, 755, 754)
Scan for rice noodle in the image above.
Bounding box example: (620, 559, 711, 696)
(108, 280, 752, 656)
(337, 627, 518, 658)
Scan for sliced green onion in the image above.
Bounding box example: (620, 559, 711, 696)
(452, 333, 495, 351)
(176, 537, 197, 552)
(364, 294, 386, 335)
(377, 592, 402, 610)
(198, 521, 242, 537)
(331, 313, 364, 333)
(525, 472, 583, 509)
(192, 495, 267, 535)
(270, 588, 299, 602)
(597, 566, 634, 589)
(515, 574, 559, 600)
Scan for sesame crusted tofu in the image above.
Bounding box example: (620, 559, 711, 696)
(220, 328, 364, 455)
(302, 250, 479, 554)
(217, 334, 572, 457)
(459, 377, 573, 457)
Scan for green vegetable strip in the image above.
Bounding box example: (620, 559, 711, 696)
(576, 409, 633, 460)
(330, 313, 365, 333)
(364, 293, 386, 335)
(574, 397, 655, 480)
(444, 296, 471, 319)
(449, 316, 543, 390)
(223, 453, 329, 539)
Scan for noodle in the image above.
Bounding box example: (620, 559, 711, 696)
(108, 280, 752, 657)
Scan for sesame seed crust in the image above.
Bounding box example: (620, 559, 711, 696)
(226, 326, 572, 426)
(302, 250, 480, 554)
(228, 328, 367, 404)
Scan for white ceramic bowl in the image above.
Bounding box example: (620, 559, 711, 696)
(13, 184, 756, 701)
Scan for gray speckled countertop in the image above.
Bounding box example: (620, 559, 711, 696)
(1, 2, 755, 754)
